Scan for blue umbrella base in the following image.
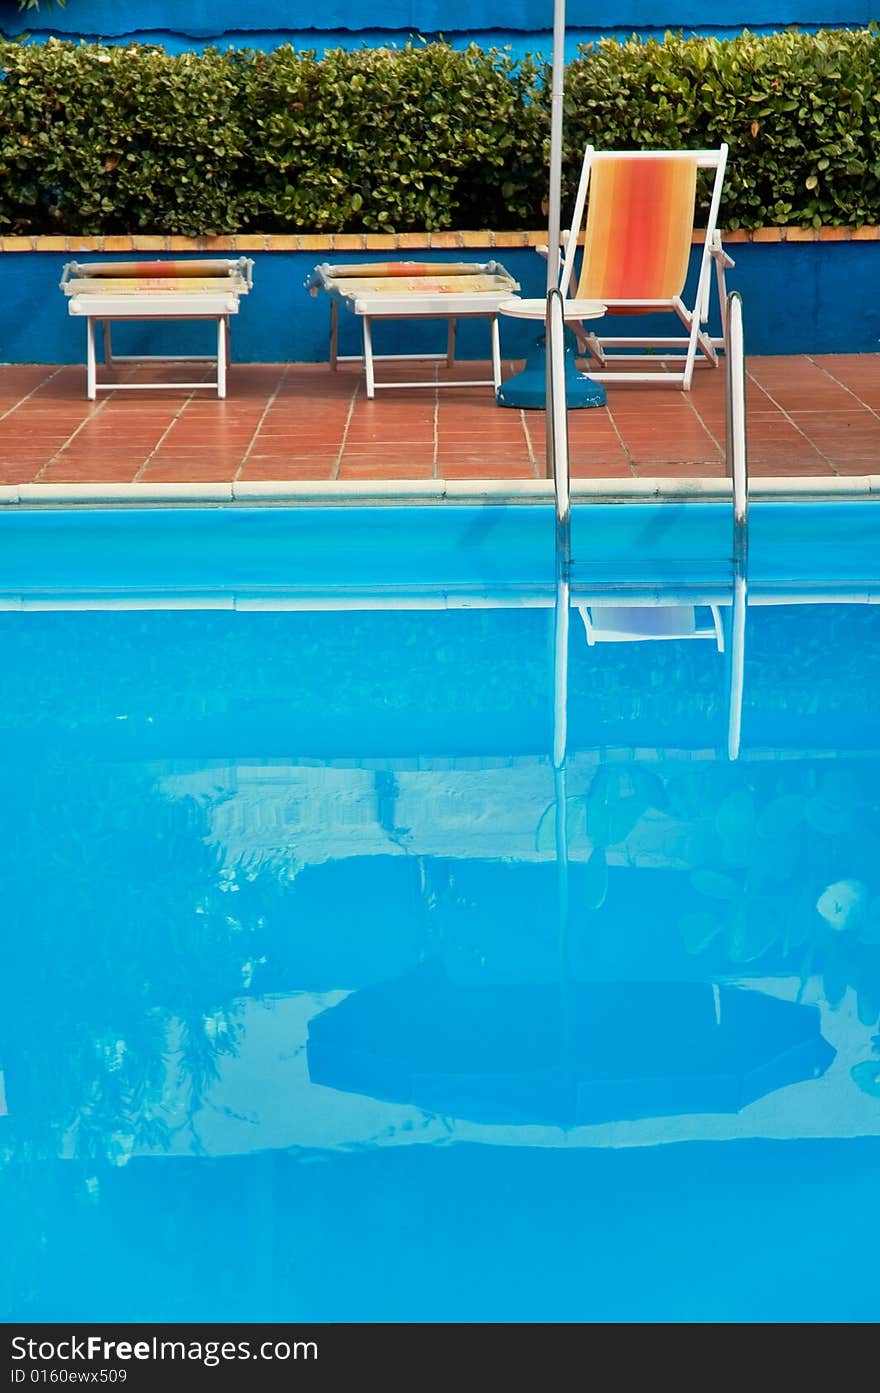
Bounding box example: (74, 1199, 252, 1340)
(496, 330, 607, 410)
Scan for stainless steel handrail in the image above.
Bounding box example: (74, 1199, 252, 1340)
(725, 290, 749, 760)
(725, 290, 749, 550)
(546, 288, 570, 526)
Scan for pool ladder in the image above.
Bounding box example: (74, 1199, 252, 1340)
(545, 287, 748, 535)
(546, 287, 749, 761)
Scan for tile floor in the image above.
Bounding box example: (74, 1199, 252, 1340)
(1, 354, 879, 485)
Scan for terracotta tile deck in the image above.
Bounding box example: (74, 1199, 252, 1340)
(1, 354, 879, 485)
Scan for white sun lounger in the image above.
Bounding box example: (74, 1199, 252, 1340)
(60, 257, 254, 399)
(306, 260, 520, 398)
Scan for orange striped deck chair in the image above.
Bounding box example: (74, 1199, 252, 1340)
(558, 146, 734, 389)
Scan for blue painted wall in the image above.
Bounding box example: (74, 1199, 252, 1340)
(1, 0, 875, 35)
(0, 1, 876, 61)
(0, 26, 853, 63)
(4, 244, 879, 365)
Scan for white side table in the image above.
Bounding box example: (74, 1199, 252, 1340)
(497, 297, 606, 324)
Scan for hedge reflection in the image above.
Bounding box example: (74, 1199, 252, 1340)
(0, 757, 283, 1167)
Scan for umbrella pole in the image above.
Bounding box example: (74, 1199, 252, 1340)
(496, 3, 606, 411)
(546, 0, 566, 293)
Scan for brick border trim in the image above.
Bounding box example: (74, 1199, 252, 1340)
(0, 227, 878, 253)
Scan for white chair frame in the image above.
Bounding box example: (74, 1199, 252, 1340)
(70, 301, 236, 400)
(558, 146, 735, 390)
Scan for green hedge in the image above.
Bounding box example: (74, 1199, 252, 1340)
(565, 29, 880, 230)
(0, 41, 545, 234)
(1, 29, 880, 235)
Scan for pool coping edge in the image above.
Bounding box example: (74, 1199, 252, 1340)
(0, 476, 878, 506)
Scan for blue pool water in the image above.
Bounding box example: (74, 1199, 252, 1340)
(1, 502, 880, 1323)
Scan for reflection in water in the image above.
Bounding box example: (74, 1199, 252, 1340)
(307, 972, 835, 1126)
(2, 584, 880, 1320)
(0, 766, 263, 1167)
(578, 602, 725, 647)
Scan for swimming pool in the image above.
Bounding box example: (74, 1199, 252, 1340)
(2, 501, 879, 1323)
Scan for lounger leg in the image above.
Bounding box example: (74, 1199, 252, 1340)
(672, 299, 716, 369)
(103, 321, 114, 368)
(582, 330, 606, 366)
(490, 315, 501, 392)
(329, 300, 339, 371)
(715, 258, 730, 343)
(683, 312, 702, 391)
(216, 316, 227, 399)
(86, 319, 97, 401)
(446, 318, 457, 368)
(362, 317, 375, 399)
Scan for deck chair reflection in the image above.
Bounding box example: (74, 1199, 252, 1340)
(578, 604, 725, 651)
(556, 146, 734, 389)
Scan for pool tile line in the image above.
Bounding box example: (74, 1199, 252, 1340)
(0, 365, 65, 425)
(521, 411, 545, 478)
(679, 381, 725, 460)
(331, 377, 364, 481)
(33, 370, 137, 482)
(431, 383, 440, 479)
(744, 369, 838, 474)
(232, 363, 291, 483)
(808, 355, 880, 426)
(134, 369, 216, 482)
